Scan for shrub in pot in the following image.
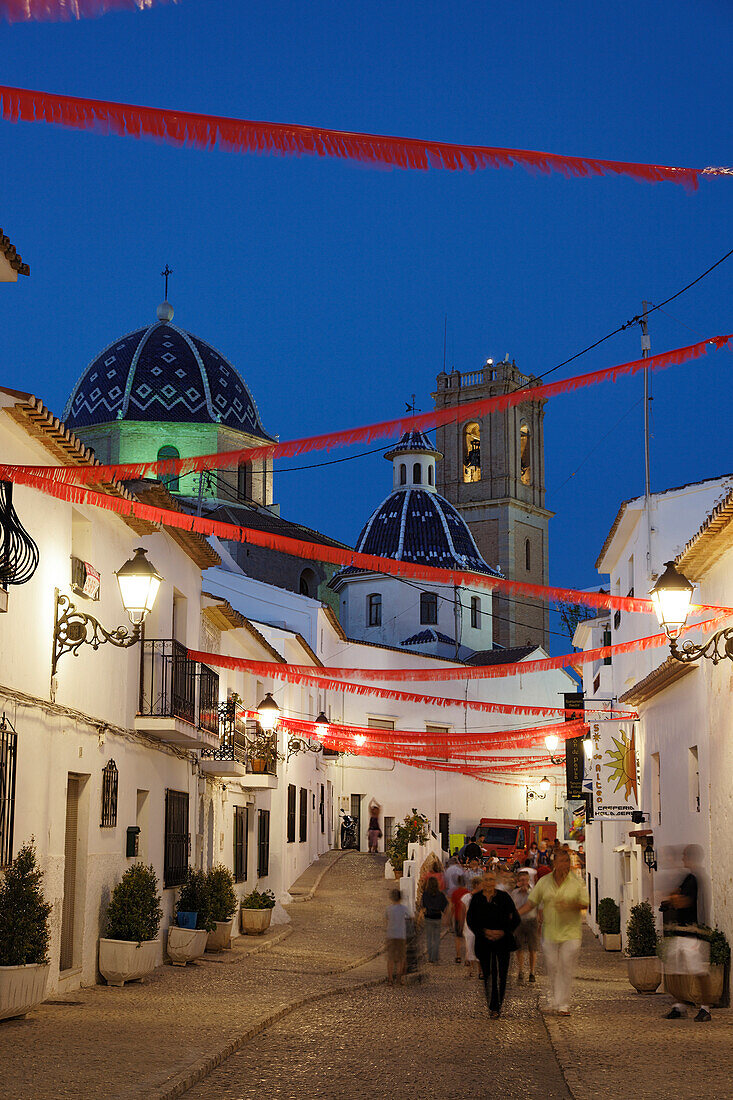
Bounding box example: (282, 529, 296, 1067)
(0, 840, 52, 1020)
(662, 925, 731, 1007)
(240, 887, 276, 935)
(99, 864, 162, 986)
(597, 897, 622, 951)
(205, 865, 238, 951)
(625, 901, 661, 993)
(385, 810, 429, 878)
(168, 869, 213, 966)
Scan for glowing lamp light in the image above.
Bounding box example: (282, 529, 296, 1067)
(115, 547, 162, 626)
(650, 561, 694, 640)
(544, 734, 560, 754)
(314, 711, 329, 739)
(257, 692, 280, 731)
(539, 776, 551, 793)
(583, 732, 593, 760)
(355, 734, 366, 747)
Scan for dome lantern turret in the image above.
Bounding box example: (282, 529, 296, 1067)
(384, 429, 442, 493)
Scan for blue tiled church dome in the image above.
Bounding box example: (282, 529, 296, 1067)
(351, 488, 499, 575)
(63, 303, 271, 438)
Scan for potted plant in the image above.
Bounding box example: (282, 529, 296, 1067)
(205, 865, 238, 951)
(708, 927, 730, 1007)
(99, 864, 162, 986)
(240, 887, 276, 935)
(0, 841, 52, 1021)
(625, 901, 661, 992)
(665, 927, 732, 1008)
(167, 869, 213, 966)
(385, 810, 429, 879)
(597, 897, 622, 950)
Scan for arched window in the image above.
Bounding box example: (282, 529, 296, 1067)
(299, 568, 317, 597)
(525, 538, 531, 571)
(470, 596, 481, 629)
(238, 462, 251, 500)
(399, 463, 407, 485)
(463, 422, 481, 483)
(427, 465, 434, 486)
(520, 422, 531, 485)
(420, 591, 438, 625)
(413, 462, 422, 485)
(367, 593, 382, 626)
(157, 445, 180, 492)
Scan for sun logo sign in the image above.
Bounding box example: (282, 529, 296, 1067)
(590, 722, 639, 819)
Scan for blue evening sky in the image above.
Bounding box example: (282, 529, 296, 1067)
(2, 0, 732, 647)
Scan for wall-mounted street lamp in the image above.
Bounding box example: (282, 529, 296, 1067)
(287, 710, 328, 763)
(544, 734, 564, 766)
(650, 560, 733, 664)
(643, 836, 657, 872)
(526, 777, 550, 811)
(257, 692, 280, 731)
(52, 547, 162, 676)
(583, 731, 593, 760)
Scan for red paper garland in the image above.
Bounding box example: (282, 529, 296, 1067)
(9, 335, 730, 487)
(0, 0, 171, 20)
(1, 85, 730, 188)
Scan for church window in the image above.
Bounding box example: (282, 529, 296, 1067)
(413, 463, 422, 485)
(238, 462, 252, 500)
(463, 422, 481, 483)
(470, 596, 481, 629)
(525, 538, 531, 571)
(420, 591, 438, 625)
(520, 422, 531, 485)
(367, 593, 382, 627)
(157, 445, 180, 493)
(428, 466, 434, 486)
(299, 568, 316, 597)
(399, 463, 407, 485)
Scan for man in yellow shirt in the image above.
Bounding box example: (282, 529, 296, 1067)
(518, 848, 589, 1015)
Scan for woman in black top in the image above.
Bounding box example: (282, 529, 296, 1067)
(466, 872, 521, 1017)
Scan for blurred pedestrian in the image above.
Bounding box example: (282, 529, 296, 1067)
(462, 880, 481, 979)
(517, 848, 589, 1015)
(467, 872, 521, 1019)
(449, 873, 469, 964)
(385, 888, 408, 986)
(367, 810, 382, 853)
(527, 840, 540, 869)
(443, 856, 462, 896)
(420, 877, 448, 963)
(511, 869, 538, 982)
(660, 844, 714, 1022)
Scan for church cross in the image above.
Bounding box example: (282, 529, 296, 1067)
(161, 264, 173, 299)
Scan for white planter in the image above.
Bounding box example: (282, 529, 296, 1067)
(98, 938, 159, 987)
(206, 920, 234, 952)
(0, 964, 50, 1021)
(240, 908, 273, 936)
(167, 926, 209, 966)
(627, 955, 662, 993)
(603, 933, 622, 952)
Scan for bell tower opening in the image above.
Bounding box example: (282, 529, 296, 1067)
(463, 422, 481, 483)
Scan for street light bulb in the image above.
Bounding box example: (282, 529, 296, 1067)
(583, 734, 593, 760)
(257, 692, 280, 731)
(539, 776, 551, 792)
(115, 547, 162, 626)
(355, 734, 366, 746)
(314, 711, 329, 739)
(544, 734, 559, 754)
(649, 561, 694, 640)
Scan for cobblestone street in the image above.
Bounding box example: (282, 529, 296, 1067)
(1, 852, 732, 1100)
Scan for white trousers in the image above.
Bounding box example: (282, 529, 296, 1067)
(543, 938, 581, 1011)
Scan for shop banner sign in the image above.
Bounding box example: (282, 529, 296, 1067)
(589, 721, 639, 818)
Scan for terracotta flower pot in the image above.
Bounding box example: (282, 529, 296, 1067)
(240, 908, 273, 936)
(206, 919, 234, 952)
(98, 939, 158, 987)
(627, 955, 662, 993)
(0, 964, 50, 1021)
(167, 926, 209, 966)
(665, 964, 725, 1007)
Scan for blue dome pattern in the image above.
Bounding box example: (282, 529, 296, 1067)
(63, 315, 271, 438)
(337, 488, 500, 577)
(384, 429, 441, 460)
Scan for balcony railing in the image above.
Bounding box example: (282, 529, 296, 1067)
(200, 697, 279, 774)
(198, 663, 220, 735)
(139, 639, 197, 725)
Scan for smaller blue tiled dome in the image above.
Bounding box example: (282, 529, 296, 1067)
(384, 429, 442, 461)
(63, 303, 272, 439)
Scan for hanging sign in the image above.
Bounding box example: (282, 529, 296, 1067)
(589, 721, 639, 818)
(564, 692, 585, 799)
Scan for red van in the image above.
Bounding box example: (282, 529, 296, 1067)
(471, 818, 557, 865)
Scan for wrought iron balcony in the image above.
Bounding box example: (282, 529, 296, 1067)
(200, 696, 280, 780)
(139, 639, 197, 726)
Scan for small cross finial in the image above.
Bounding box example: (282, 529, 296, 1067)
(161, 264, 173, 300)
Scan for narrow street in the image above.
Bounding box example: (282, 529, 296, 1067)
(1, 852, 731, 1100)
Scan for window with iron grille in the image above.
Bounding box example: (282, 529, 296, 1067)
(234, 805, 248, 883)
(287, 784, 296, 843)
(0, 715, 17, 867)
(384, 816, 394, 846)
(164, 789, 189, 888)
(257, 810, 270, 878)
(100, 760, 118, 828)
(420, 591, 438, 625)
(299, 787, 307, 843)
(319, 784, 325, 834)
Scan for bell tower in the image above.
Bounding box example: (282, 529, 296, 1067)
(432, 356, 553, 650)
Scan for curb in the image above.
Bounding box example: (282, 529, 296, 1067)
(196, 925, 294, 963)
(537, 997, 580, 1100)
(287, 849, 349, 902)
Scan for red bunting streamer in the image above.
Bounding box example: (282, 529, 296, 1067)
(194, 647, 632, 719)
(9, 335, 730, 487)
(276, 714, 586, 748)
(0, 0, 171, 21)
(1, 85, 730, 188)
(3, 465, 731, 620)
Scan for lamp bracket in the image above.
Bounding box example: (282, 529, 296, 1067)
(670, 627, 733, 666)
(52, 592, 140, 677)
(286, 735, 323, 763)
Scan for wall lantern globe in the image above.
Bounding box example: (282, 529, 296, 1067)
(643, 837, 658, 872)
(583, 731, 593, 760)
(651, 560, 733, 664)
(544, 734, 563, 766)
(539, 775, 551, 793)
(314, 711, 329, 740)
(257, 692, 280, 732)
(52, 547, 162, 676)
(650, 561, 694, 641)
(115, 547, 163, 626)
